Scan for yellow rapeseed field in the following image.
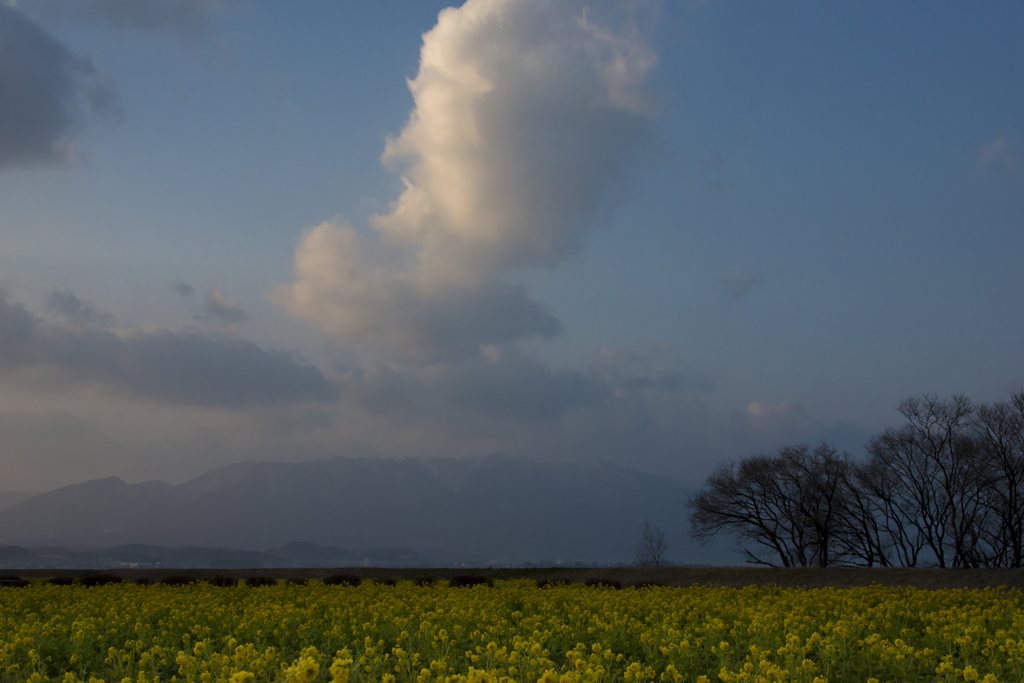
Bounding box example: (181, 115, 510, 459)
(0, 579, 1021, 683)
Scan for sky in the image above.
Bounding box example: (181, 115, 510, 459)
(0, 0, 1022, 494)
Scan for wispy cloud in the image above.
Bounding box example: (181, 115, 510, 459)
(45, 290, 115, 327)
(172, 282, 194, 298)
(976, 136, 1019, 178)
(588, 342, 713, 393)
(728, 400, 871, 459)
(721, 270, 764, 301)
(33, 0, 233, 37)
(195, 287, 246, 324)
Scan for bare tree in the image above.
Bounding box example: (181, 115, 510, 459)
(837, 460, 892, 567)
(687, 443, 859, 567)
(776, 443, 856, 567)
(865, 394, 980, 567)
(689, 450, 811, 566)
(973, 392, 1024, 567)
(855, 448, 927, 567)
(634, 519, 669, 567)
(689, 455, 790, 566)
(687, 392, 1024, 569)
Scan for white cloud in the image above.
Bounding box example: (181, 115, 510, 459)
(276, 0, 659, 361)
(274, 220, 562, 361)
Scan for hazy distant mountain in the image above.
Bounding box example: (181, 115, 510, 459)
(0, 491, 35, 513)
(0, 542, 366, 570)
(0, 454, 727, 565)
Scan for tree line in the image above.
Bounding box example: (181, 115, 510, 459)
(686, 392, 1024, 568)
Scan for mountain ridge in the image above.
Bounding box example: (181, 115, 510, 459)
(0, 454, 724, 565)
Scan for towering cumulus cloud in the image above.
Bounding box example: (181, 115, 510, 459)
(277, 0, 659, 362)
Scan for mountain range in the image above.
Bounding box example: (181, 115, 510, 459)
(0, 454, 732, 566)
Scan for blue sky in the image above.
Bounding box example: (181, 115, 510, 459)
(0, 0, 1021, 493)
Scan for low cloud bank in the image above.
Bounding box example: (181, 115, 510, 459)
(0, 291, 337, 408)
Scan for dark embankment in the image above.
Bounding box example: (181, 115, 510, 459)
(8, 566, 1024, 590)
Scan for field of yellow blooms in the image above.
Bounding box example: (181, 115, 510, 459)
(1, 579, 1022, 683)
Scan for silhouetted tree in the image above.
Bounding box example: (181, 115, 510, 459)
(864, 394, 981, 567)
(689, 443, 862, 567)
(634, 519, 668, 567)
(855, 443, 928, 567)
(973, 392, 1024, 567)
(839, 457, 894, 567)
(688, 392, 1024, 568)
(689, 449, 817, 567)
(775, 443, 856, 567)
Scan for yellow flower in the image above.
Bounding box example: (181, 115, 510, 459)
(285, 657, 320, 683)
(330, 655, 353, 683)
